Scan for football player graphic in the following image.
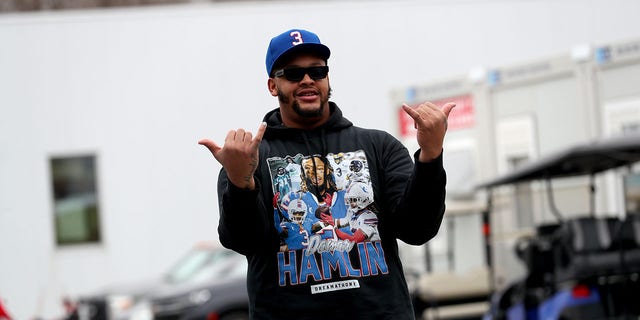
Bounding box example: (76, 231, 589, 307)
(328, 152, 350, 190)
(300, 155, 337, 205)
(310, 205, 337, 240)
(321, 182, 380, 242)
(299, 155, 348, 222)
(273, 166, 292, 196)
(285, 156, 302, 191)
(276, 198, 312, 251)
(346, 159, 370, 188)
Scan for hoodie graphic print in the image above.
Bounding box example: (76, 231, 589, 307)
(267, 150, 387, 293)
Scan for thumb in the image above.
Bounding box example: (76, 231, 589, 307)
(198, 138, 222, 159)
(442, 103, 456, 118)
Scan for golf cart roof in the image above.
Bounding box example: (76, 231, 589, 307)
(478, 134, 640, 189)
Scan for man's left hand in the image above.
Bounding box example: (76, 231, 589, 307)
(402, 102, 455, 162)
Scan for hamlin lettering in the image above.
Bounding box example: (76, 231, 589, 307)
(277, 241, 388, 287)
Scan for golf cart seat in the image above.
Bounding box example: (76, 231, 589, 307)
(554, 216, 627, 282)
(618, 213, 640, 273)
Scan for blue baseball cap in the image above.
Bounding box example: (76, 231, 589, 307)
(265, 29, 331, 76)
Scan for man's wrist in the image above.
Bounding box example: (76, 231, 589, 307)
(417, 149, 441, 163)
(229, 176, 256, 190)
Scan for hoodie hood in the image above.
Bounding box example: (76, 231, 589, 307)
(262, 101, 353, 140)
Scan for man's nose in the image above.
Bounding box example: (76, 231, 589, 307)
(300, 73, 314, 83)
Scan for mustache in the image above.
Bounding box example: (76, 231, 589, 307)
(277, 87, 332, 104)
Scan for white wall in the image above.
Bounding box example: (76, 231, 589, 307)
(2, 0, 640, 318)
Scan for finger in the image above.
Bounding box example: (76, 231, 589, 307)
(198, 138, 222, 158)
(442, 103, 456, 117)
(401, 103, 420, 120)
(244, 131, 253, 142)
(235, 129, 246, 141)
(224, 130, 236, 143)
(422, 101, 439, 110)
(251, 122, 267, 147)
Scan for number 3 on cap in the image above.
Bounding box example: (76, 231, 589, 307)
(290, 31, 303, 45)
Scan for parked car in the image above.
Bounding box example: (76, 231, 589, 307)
(77, 242, 247, 320)
(148, 270, 248, 320)
(0, 297, 13, 320)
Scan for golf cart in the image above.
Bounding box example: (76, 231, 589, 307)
(478, 134, 640, 320)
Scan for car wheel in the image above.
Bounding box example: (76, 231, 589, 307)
(219, 310, 250, 320)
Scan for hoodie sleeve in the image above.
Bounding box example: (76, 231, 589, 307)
(217, 169, 276, 255)
(380, 135, 447, 245)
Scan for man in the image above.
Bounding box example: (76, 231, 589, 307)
(284, 156, 302, 191)
(299, 155, 337, 204)
(328, 152, 349, 190)
(321, 181, 381, 243)
(345, 159, 370, 188)
(272, 166, 291, 196)
(276, 198, 312, 251)
(298, 154, 347, 223)
(199, 28, 454, 320)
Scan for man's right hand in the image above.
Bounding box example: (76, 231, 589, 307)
(198, 122, 267, 190)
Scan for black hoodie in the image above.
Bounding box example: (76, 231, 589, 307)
(217, 102, 446, 320)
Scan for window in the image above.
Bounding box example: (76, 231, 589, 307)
(50, 155, 101, 245)
(625, 172, 640, 214)
(509, 156, 534, 229)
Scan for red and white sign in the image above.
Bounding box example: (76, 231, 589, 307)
(398, 95, 475, 138)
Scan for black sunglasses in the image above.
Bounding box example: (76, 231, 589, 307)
(274, 66, 329, 82)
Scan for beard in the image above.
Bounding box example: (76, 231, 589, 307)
(278, 87, 332, 118)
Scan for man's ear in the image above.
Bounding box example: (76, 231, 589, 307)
(267, 78, 278, 97)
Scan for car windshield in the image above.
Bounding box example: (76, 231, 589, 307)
(163, 246, 244, 284)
